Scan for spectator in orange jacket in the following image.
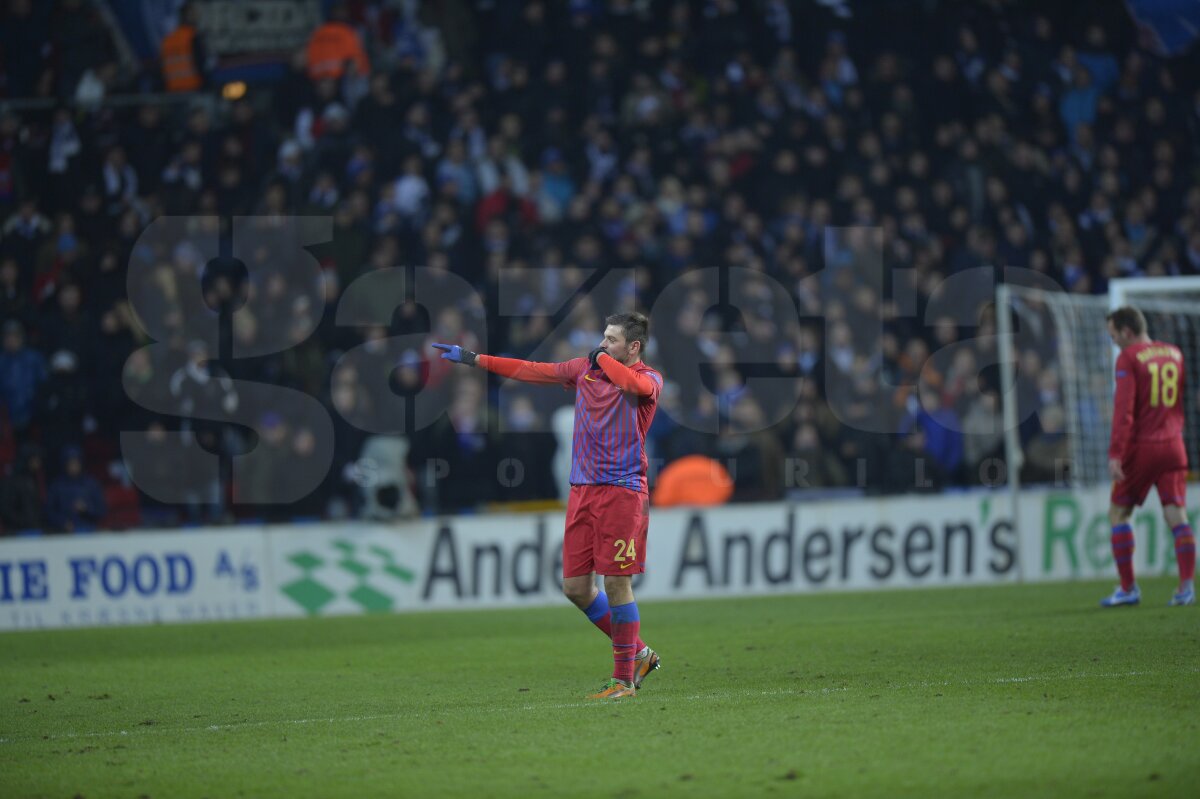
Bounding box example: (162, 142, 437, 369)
(651, 455, 734, 508)
(306, 3, 369, 82)
(160, 2, 207, 92)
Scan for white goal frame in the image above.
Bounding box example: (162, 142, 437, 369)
(1109, 276, 1200, 312)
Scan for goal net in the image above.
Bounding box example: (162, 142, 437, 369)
(998, 277, 1200, 489)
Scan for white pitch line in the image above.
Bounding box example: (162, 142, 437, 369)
(10, 712, 435, 743)
(204, 713, 407, 733)
(2, 668, 1189, 745)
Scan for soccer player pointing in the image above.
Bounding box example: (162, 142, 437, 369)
(434, 311, 663, 698)
(1102, 306, 1194, 607)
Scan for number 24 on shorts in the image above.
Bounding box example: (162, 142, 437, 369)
(614, 538, 637, 565)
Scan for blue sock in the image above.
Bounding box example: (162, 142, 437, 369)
(583, 591, 610, 623)
(611, 601, 639, 624)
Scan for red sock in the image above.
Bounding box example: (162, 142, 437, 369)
(1173, 524, 1195, 583)
(590, 612, 645, 651)
(1111, 524, 1135, 590)
(583, 593, 645, 650)
(610, 602, 640, 684)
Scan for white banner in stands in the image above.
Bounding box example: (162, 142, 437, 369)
(199, 0, 322, 55)
(2, 486, 1196, 629)
(1023, 485, 1197, 581)
(0, 530, 267, 631)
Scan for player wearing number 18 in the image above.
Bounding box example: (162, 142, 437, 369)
(433, 311, 663, 699)
(1102, 306, 1194, 608)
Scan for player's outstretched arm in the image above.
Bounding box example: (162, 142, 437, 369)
(432, 343, 574, 385)
(595, 352, 657, 397)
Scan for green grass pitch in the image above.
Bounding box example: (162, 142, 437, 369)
(1, 578, 1197, 798)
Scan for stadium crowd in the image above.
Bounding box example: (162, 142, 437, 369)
(1, 0, 1199, 532)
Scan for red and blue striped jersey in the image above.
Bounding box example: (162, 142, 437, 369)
(565, 358, 661, 492)
(477, 353, 662, 493)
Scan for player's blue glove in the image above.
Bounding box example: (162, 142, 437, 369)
(432, 343, 477, 367)
(588, 347, 606, 370)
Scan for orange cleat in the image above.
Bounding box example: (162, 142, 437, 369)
(633, 647, 661, 689)
(588, 678, 637, 699)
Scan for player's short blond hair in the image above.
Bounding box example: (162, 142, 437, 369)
(1106, 306, 1147, 336)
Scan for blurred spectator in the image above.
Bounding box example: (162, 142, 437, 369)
(238, 412, 293, 520)
(883, 427, 945, 495)
(717, 397, 784, 503)
(495, 394, 558, 501)
(393, 154, 431, 226)
(413, 377, 497, 510)
(0, 110, 28, 211)
(2, 199, 51, 273)
(0, 0, 50, 99)
(91, 304, 137, 427)
(899, 382, 965, 481)
(325, 370, 370, 518)
(288, 426, 327, 518)
(46, 445, 104, 532)
(41, 282, 92, 362)
(50, 0, 116, 100)
(306, 2, 370, 83)
(35, 348, 90, 466)
(961, 390, 1005, 482)
(169, 340, 239, 432)
(0, 443, 45, 533)
(1060, 66, 1100, 141)
(128, 419, 180, 528)
(159, 1, 207, 93)
(475, 173, 535, 233)
(100, 146, 139, 216)
(169, 340, 239, 521)
(0, 319, 47, 433)
(1022, 404, 1070, 485)
(437, 139, 478, 207)
(0, 257, 31, 329)
(786, 422, 848, 491)
(358, 434, 418, 520)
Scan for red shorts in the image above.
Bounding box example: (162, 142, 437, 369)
(1111, 440, 1189, 508)
(563, 484, 649, 578)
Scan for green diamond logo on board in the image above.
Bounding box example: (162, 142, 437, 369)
(282, 539, 416, 616)
(282, 574, 336, 614)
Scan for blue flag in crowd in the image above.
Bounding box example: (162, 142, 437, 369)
(1126, 0, 1200, 56)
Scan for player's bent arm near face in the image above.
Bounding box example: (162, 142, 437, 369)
(595, 352, 656, 397)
